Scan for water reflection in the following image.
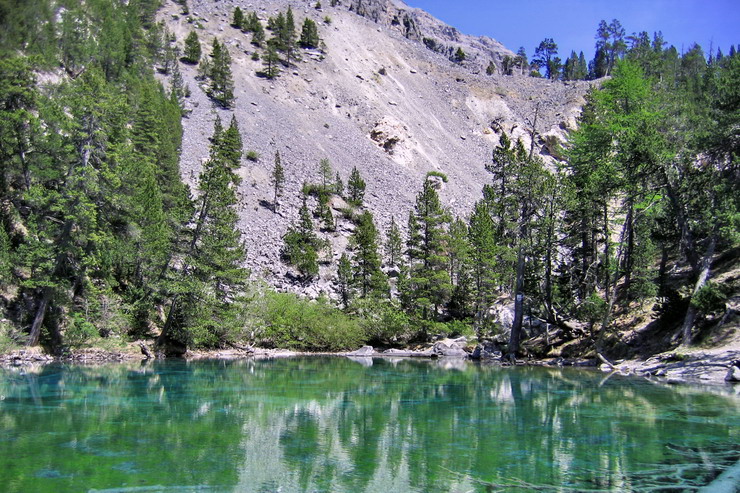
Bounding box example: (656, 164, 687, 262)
(0, 358, 738, 492)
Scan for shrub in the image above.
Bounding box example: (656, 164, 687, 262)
(350, 298, 411, 346)
(258, 292, 365, 351)
(426, 170, 448, 182)
(691, 282, 727, 314)
(245, 150, 260, 161)
(65, 313, 99, 348)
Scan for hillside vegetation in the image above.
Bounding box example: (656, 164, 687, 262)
(0, 0, 737, 360)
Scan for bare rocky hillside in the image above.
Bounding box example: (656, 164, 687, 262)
(161, 0, 594, 296)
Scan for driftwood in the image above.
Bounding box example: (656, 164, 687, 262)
(138, 341, 154, 360)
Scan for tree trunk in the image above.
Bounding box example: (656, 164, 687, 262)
(27, 289, 50, 346)
(509, 241, 526, 358)
(681, 234, 716, 346)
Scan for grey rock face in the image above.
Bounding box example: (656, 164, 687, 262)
(166, 1, 594, 298)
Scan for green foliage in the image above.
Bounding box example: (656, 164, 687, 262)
(691, 282, 727, 314)
(347, 166, 366, 207)
(271, 150, 285, 211)
(261, 43, 281, 79)
(256, 292, 365, 351)
(299, 18, 320, 49)
(207, 38, 235, 108)
(282, 197, 321, 279)
(349, 211, 388, 298)
(65, 313, 99, 348)
(453, 47, 466, 63)
(384, 216, 403, 267)
(425, 170, 448, 182)
(232, 7, 244, 29)
(245, 150, 260, 161)
(183, 31, 201, 64)
(350, 298, 411, 346)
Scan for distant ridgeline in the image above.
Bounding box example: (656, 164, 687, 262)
(0, 0, 737, 358)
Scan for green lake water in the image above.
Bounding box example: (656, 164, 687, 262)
(0, 357, 738, 492)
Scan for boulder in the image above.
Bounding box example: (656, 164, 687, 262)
(431, 340, 467, 357)
(470, 341, 503, 360)
(348, 345, 376, 356)
(725, 360, 740, 382)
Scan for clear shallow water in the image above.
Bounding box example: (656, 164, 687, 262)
(0, 358, 738, 493)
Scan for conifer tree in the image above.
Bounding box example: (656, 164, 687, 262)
(232, 7, 244, 29)
(183, 31, 201, 64)
(207, 38, 235, 108)
(299, 18, 320, 49)
(334, 171, 344, 196)
(271, 150, 285, 212)
(262, 43, 281, 79)
(337, 253, 352, 308)
(403, 178, 451, 322)
(282, 196, 320, 279)
(350, 210, 388, 298)
(160, 116, 248, 348)
(533, 38, 558, 79)
(468, 200, 498, 331)
(347, 166, 366, 206)
(385, 217, 403, 267)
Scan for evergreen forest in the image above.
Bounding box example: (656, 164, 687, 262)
(0, 0, 737, 359)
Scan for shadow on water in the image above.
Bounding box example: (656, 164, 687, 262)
(0, 357, 738, 492)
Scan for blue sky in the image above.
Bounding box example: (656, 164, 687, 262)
(405, 0, 739, 62)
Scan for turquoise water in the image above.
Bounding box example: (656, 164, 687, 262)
(0, 357, 738, 492)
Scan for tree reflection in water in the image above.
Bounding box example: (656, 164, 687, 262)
(0, 358, 738, 492)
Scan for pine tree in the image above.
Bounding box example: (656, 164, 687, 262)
(453, 47, 466, 63)
(337, 253, 352, 308)
(271, 150, 285, 212)
(299, 18, 320, 49)
(334, 171, 344, 196)
(533, 38, 559, 79)
(385, 216, 403, 267)
(468, 200, 498, 333)
(183, 31, 201, 64)
(262, 42, 281, 79)
(232, 7, 244, 29)
(251, 16, 265, 46)
(282, 196, 320, 279)
(347, 166, 366, 206)
(403, 178, 451, 322)
(350, 210, 388, 298)
(160, 116, 248, 349)
(207, 38, 235, 108)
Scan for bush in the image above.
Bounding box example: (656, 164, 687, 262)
(350, 298, 411, 346)
(691, 282, 727, 314)
(245, 150, 260, 161)
(258, 292, 365, 351)
(0, 320, 22, 353)
(65, 313, 99, 348)
(426, 170, 448, 182)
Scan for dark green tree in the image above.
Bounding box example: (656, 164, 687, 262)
(232, 7, 244, 29)
(347, 166, 365, 206)
(384, 216, 403, 267)
(271, 150, 285, 212)
(207, 38, 235, 108)
(402, 179, 451, 323)
(349, 210, 388, 298)
(282, 196, 320, 280)
(183, 31, 201, 64)
(299, 18, 320, 49)
(533, 38, 558, 79)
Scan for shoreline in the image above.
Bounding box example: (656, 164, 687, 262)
(1, 343, 739, 387)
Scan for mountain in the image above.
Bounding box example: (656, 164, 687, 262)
(167, 0, 593, 295)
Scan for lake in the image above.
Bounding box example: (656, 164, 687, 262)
(0, 357, 738, 492)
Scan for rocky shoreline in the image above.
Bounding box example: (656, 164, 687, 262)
(2, 342, 739, 387)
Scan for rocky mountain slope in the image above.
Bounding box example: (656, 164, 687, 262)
(162, 0, 594, 296)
